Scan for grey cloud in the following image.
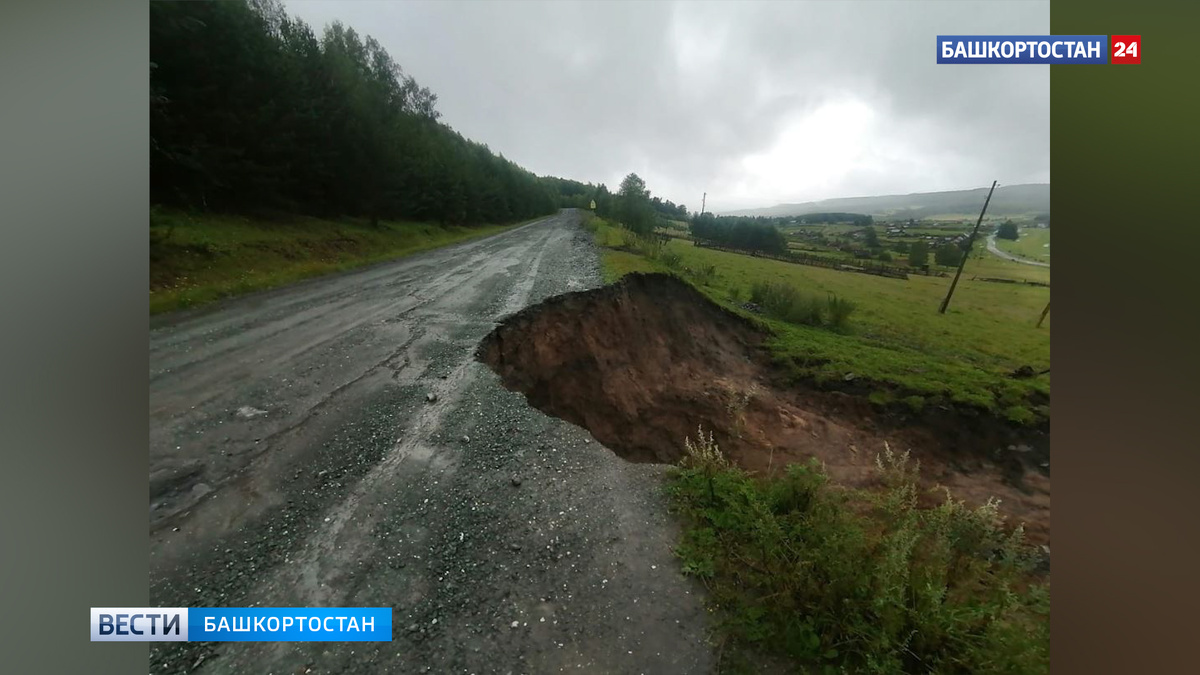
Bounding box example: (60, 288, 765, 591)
(283, 0, 1048, 211)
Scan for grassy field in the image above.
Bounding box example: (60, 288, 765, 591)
(997, 228, 1051, 263)
(590, 218, 1050, 423)
(670, 441, 1049, 674)
(590, 216, 1051, 672)
(149, 209, 534, 314)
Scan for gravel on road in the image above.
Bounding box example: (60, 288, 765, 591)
(148, 210, 714, 674)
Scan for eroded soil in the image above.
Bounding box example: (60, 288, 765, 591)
(478, 273, 1051, 545)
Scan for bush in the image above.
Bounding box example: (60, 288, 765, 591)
(658, 250, 683, 270)
(824, 294, 856, 332)
(688, 263, 718, 285)
(621, 230, 664, 259)
(668, 439, 1049, 674)
(908, 241, 929, 267)
(749, 280, 856, 331)
(935, 243, 963, 267)
(878, 251, 893, 262)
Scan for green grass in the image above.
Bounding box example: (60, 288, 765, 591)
(996, 229, 1051, 263)
(780, 223, 860, 235)
(149, 208, 535, 314)
(589, 218, 1050, 423)
(964, 250, 1051, 284)
(671, 433, 1049, 674)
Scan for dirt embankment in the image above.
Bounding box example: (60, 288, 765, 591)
(478, 273, 1051, 545)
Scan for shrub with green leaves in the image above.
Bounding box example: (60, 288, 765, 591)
(824, 294, 857, 332)
(621, 230, 665, 259)
(689, 263, 719, 285)
(659, 250, 684, 270)
(749, 280, 856, 332)
(669, 433, 1049, 674)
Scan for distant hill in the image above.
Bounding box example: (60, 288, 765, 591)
(720, 184, 1049, 219)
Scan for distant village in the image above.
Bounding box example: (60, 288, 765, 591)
(773, 214, 1049, 262)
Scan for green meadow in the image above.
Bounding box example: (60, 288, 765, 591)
(149, 209, 531, 314)
(590, 218, 1050, 423)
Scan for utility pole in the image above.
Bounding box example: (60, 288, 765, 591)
(1036, 300, 1051, 328)
(700, 192, 706, 217)
(939, 180, 997, 314)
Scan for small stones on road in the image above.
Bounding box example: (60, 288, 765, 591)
(236, 405, 268, 419)
(461, 435, 471, 444)
(426, 392, 438, 403)
(511, 476, 522, 487)
(510, 620, 520, 629)
(509, 543, 521, 551)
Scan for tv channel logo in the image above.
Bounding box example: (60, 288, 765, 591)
(91, 608, 189, 642)
(91, 607, 393, 642)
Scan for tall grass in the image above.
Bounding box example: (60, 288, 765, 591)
(671, 432, 1049, 674)
(749, 280, 857, 331)
(659, 250, 684, 271)
(621, 229, 666, 259)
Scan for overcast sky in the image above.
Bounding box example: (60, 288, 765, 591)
(283, 0, 1049, 212)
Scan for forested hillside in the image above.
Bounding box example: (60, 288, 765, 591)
(151, 0, 556, 224)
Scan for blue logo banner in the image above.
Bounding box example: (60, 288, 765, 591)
(189, 608, 392, 642)
(937, 35, 1108, 64)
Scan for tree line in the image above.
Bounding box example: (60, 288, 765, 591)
(689, 213, 788, 254)
(586, 171, 786, 255)
(151, 0, 558, 225)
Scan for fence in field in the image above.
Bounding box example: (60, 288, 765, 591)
(971, 276, 1051, 288)
(692, 240, 926, 280)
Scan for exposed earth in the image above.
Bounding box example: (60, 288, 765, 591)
(150, 209, 1049, 674)
(479, 272, 1050, 546)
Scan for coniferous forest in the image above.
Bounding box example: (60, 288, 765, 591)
(151, 0, 563, 225)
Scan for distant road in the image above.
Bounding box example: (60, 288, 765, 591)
(986, 233, 1050, 268)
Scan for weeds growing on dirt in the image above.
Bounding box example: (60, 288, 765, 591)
(669, 432, 1049, 674)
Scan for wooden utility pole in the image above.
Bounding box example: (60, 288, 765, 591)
(939, 180, 997, 314)
(700, 192, 707, 216)
(1036, 300, 1051, 328)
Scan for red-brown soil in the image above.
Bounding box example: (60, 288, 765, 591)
(477, 273, 1050, 545)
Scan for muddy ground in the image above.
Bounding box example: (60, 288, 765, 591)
(149, 210, 713, 674)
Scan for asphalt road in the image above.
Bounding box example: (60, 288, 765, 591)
(986, 233, 1050, 267)
(149, 210, 714, 674)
